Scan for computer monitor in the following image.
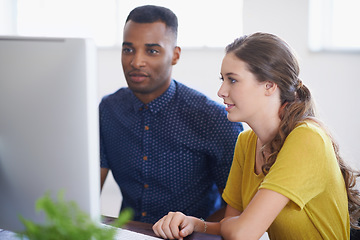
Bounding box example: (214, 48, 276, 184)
(0, 36, 100, 232)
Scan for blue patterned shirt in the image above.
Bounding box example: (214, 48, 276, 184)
(100, 80, 243, 223)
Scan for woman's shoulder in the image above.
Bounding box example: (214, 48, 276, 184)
(288, 120, 331, 147)
(237, 129, 257, 149)
(292, 120, 326, 136)
(239, 129, 255, 140)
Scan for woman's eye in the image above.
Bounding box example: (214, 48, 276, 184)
(220, 75, 236, 83)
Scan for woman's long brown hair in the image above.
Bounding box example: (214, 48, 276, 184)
(226, 32, 360, 229)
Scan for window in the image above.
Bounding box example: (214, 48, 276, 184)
(309, 0, 360, 51)
(16, 0, 119, 47)
(15, 0, 243, 48)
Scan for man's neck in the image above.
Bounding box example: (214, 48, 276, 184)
(133, 80, 172, 104)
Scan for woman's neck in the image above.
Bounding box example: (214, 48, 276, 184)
(249, 115, 280, 146)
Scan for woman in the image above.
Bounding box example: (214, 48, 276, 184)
(152, 33, 360, 239)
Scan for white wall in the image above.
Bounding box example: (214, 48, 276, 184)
(99, 0, 360, 220)
(241, 0, 360, 169)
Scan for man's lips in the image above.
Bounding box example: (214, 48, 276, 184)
(128, 71, 149, 83)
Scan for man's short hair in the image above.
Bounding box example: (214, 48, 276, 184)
(126, 5, 178, 40)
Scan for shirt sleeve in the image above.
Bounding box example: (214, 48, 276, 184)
(259, 123, 333, 210)
(208, 107, 243, 190)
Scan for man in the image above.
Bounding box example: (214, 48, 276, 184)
(100, 5, 243, 224)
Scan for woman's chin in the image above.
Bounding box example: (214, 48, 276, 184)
(227, 114, 242, 123)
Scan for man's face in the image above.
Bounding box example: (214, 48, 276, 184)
(121, 20, 180, 103)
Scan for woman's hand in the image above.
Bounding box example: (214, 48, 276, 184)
(152, 212, 199, 240)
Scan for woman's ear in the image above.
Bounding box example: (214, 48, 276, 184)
(264, 81, 277, 96)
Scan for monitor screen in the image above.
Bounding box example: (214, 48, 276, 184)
(0, 36, 100, 232)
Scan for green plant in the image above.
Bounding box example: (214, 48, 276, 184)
(17, 191, 133, 240)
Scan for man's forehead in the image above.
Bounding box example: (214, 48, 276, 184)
(124, 21, 167, 33)
(123, 21, 175, 44)
(122, 42, 162, 48)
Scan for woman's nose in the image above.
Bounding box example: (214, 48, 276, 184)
(217, 83, 228, 99)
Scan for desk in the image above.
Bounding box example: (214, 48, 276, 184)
(0, 216, 221, 240)
(103, 216, 221, 240)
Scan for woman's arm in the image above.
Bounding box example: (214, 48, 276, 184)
(152, 205, 241, 239)
(152, 189, 288, 239)
(153, 212, 210, 239)
(221, 188, 289, 240)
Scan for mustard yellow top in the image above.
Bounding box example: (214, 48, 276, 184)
(222, 122, 349, 240)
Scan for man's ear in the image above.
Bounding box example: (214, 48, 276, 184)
(264, 81, 277, 96)
(171, 46, 181, 65)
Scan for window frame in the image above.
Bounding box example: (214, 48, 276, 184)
(308, 0, 360, 52)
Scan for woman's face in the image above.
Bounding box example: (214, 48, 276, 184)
(218, 53, 269, 124)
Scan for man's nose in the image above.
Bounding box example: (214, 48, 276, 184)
(130, 53, 146, 69)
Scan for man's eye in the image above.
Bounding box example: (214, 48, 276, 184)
(148, 49, 159, 54)
(122, 48, 133, 54)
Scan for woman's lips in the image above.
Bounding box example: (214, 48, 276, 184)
(224, 103, 235, 111)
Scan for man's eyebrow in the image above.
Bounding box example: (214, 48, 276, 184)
(145, 43, 162, 48)
(122, 42, 132, 46)
(122, 42, 162, 48)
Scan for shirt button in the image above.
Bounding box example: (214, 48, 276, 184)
(144, 106, 149, 110)
(144, 125, 149, 130)
(143, 156, 148, 161)
(144, 184, 149, 189)
(139, 107, 143, 111)
(142, 212, 147, 217)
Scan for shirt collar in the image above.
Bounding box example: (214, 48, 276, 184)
(132, 80, 176, 114)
